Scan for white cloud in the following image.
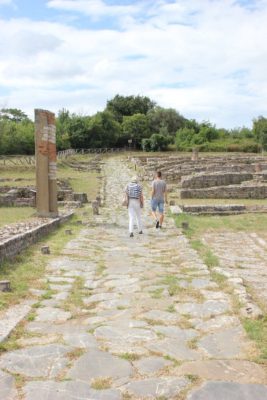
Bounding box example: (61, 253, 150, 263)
(0, 0, 12, 4)
(1, 1, 267, 127)
(47, 0, 139, 19)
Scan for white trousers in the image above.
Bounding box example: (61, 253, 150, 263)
(128, 198, 143, 233)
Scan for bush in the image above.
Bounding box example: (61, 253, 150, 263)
(141, 134, 171, 152)
(141, 138, 152, 152)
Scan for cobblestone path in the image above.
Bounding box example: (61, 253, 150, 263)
(1, 158, 267, 400)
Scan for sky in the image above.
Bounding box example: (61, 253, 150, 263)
(0, 0, 267, 128)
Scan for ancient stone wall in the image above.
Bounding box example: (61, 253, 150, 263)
(181, 172, 253, 189)
(180, 184, 267, 199)
(133, 155, 267, 183)
(0, 213, 73, 263)
(181, 204, 246, 215)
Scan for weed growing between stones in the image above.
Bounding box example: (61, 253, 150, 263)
(62, 276, 85, 314)
(119, 353, 140, 361)
(166, 304, 176, 313)
(0, 321, 31, 354)
(243, 317, 267, 362)
(150, 288, 164, 299)
(187, 337, 198, 350)
(91, 377, 113, 390)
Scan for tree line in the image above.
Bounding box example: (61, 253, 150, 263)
(0, 95, 267, 155)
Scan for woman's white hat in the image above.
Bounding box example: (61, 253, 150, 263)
(131, 176, 138, 183)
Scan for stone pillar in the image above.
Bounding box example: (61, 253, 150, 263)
(191, 148, 199, 161)
(35, 109, 58, 218)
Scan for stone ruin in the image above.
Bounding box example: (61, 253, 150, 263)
(134, 154, 267, 184)
(131, 153, 267, 214)
(0, 186, 36, 207)
(180, 171, 267, 199)
(0, 179, 88, 209)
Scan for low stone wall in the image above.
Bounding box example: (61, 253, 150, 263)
(0, 213, 73, 263)
(181, 204, 246, 215)
(181, 172, 253, 189)
(180, 184, 267, 199)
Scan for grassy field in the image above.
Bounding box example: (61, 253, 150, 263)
(0, 154, 101, 225)
(175, 212, 267, 238)
(0, 207, 35, 227)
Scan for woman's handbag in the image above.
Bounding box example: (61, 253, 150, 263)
(122, 193, 128, 207)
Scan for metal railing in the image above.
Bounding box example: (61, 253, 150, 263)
(0, 147, 126, 165)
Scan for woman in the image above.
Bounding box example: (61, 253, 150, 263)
(125, 176, 144, 237)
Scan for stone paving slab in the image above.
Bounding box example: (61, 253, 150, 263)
(124, 377, 190, 398)
(175, 360, 267, 384)
(146, 338, 201, 361)
(133, 356, 173, 375)
(176, 300, 230, 318)
(0, 344, 71, 378)
(94, 325, 157, 344)
(35, 306, 72, 322)
(24, 381, 122, 400)
(0, 300, 35, 343)
(198, 326, 247, 358)
(67, 349, 134, 381)
(0, 369, 18, 400)
(187, 381, 267, 400)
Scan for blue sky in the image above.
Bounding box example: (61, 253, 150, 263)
(0, 0, 267, 128)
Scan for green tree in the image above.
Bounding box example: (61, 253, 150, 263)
(175, 127, 196, 150)
(88, 111, 121, 148)
(0, 119, 34, 154)
(0, 108, 30, 123)
(68, 115, 91, 149)
(121, 113, 150, 148)
(56, 108, 71, 150)
(106, 94, 156, 122)
(147, 106, 186, 136)
(253, 116, 267, 150)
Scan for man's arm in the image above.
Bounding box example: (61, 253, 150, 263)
(151, 181, 155, 198)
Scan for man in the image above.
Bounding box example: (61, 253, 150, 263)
(151, 171, 167, 229)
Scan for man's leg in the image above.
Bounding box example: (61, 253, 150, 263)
(159, 202, 165, 227)
(151, 199, 158, 225)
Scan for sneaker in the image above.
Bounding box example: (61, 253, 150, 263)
(156, 220, 159, 229)
(139, 231, 143, 234)
(130, 232, 134, 237)
(159, 225, 162, 229)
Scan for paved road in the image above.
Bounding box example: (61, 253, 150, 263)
(0, 158, 266, 400)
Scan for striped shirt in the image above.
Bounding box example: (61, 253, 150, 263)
(126, 183, 142, 199)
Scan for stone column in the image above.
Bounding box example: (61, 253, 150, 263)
(35, 109, 58, 218)
(191, 148, 199, 161)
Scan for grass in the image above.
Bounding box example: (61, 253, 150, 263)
(119, 352, 140, 361)
(0, 207, 35, 227)
(150, 288, 164, 299)
(63, 276, 85, 313)
(0, 154, 101, 225)
(166, 304, 176, 313)
(175, 213, 267, 239)
(91, 378, 112, 390)
(243, 317, 267, 362)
